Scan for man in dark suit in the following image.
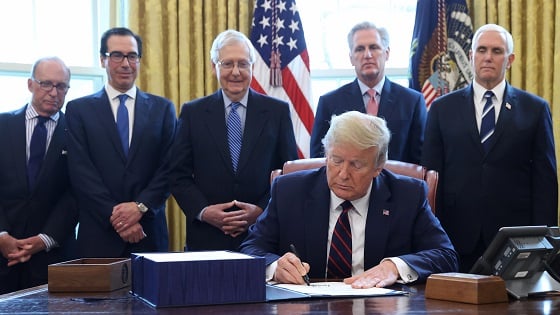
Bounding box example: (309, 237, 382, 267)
(310, 21, 426, 164)
(170, 30, 298, 251)
(422, 24, 558, 272)
(66, 28, 176, 258)
(0, 57, 77, 293)
(240, 111, 457, 287)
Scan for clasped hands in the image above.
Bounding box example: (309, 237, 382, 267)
(0, 234, 45, 267)
(110, 202, 146, 243)
(201, 200, 262, 237)
(274, 252, 399, 289)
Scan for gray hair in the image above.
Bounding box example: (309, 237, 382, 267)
(322, 111, 391, 167)
(210, 29, 256, 64)
(472, 24, 514, 55)
(347, 21, 390, 51)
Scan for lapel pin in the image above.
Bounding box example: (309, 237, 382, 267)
(62, 150, 68, 155)
(382, 209, 390, 216)
(505, 103, 511, 110)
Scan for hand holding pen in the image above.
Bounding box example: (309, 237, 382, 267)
(289, 244, 311, 286)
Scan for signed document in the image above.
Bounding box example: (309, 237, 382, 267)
(266, 282, 406, 300)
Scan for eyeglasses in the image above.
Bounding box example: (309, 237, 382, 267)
(33, 79, 70, 93)
(217, 59, 252, 70)
(105, 51, 141, 63)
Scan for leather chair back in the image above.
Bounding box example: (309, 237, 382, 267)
(270, 158, 438, 213)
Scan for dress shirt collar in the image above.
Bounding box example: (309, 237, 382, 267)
(25, 103, 60, 122)
(105, 83, 137, 101)
(472, 79, 505, 105)
(358, 76, 385, 97)
(329, 181, 373, 217)
(221, 90, 249, 109)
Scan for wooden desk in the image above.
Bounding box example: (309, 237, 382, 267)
(0, 284, 557, 314)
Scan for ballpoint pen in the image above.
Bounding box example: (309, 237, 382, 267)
(289, 244, 311, 286)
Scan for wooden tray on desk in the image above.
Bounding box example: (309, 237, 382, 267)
(48, 258, 131, 292)
(425, 273, 508, 304)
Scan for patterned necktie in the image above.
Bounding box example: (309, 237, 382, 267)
(480, 91, 495, 152)
(227, 102, 243, 172)
(366, 89, 378, 116)
(327, 200, 353, 279)
(28, 116, 49, 190)
(117, 94, 129, 156)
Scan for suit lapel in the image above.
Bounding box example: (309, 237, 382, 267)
(236, 90, 268, 173)
(9, 107, 28, 191)
(378, 79, 396, 118)
(128, 90, 150, 160)
(204, 91, 233, 172)
(303, 168, 331, 276)
(363, 172, 392, 268)
(93, 90, 128, 162)
(35, 114, 67, 189)
(485, 84, 516, 154)
(460, 86, 486, 154)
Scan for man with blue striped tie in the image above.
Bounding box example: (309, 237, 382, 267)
(422, 24, 558, 272)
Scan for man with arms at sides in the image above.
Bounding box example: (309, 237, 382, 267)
(66, 27, 176, 258)
(422, 24, 558, 272)
(310, 21, 426, 164)
(240, 111, 457, 287)
(170, 30, 298, 251)
(0, 57, 77, 293)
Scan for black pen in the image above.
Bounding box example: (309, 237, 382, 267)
(289, 244, 310, 286)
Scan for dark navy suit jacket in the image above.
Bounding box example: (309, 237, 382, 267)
(422, 83, 558, 256)
(66, 89, 176, 257)
(170, 89, 298, 251)
(0, 106, 77, 292)
(240, 167, 458, 281)
(310, 78, 427, 163)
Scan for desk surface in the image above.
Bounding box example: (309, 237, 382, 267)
(0, 284, 558, 314)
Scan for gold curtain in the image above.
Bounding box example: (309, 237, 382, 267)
(128, 0, 254, 251)
(468, 0, 560, 225)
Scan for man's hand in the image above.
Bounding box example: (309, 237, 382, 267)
(7, 235, 46, 267)
(0, 233, 19, 262)
(110, 202, 143, 234)
(273, 252, 310, 284)
(201, 201, 245, 236)
(344, 260, 399, 288)
(117, 222, 146, 243)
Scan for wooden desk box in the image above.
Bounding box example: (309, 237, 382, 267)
(48, 258, 131, 292)
(425, 273, 508, 304)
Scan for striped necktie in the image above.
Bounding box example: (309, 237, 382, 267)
(480, 91, 495, 152)
(327, 200, 353, 279)
(227, 102, 243, 172)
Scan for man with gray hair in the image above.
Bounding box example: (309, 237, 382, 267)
(422, 23, 557, 272)
(0, 56, 77, 293)
(241, 111, 457, 288)
(170, 29, 298, 251)
(310, 21, 427, 164)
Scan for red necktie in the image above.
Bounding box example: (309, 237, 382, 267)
(327, 201, 353, 279)
(366, 89, 378, 116)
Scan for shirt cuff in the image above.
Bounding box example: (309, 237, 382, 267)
(266, 260, 278, 282)
(383, 257, 418, 283)
(197, 207, 207, 221)
(38, 233, 59, 252)
(0, 231, 7, 237)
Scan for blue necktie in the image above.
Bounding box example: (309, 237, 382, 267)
(117, 94, 129, 156)
(480, 91, 495, 152)
(227, 102, 243, 173)
(327, 201, 353, 279)
(28, 116, 49, 190)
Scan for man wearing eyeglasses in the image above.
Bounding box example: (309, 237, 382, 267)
(0, 57, 77, 293)
(65, 27, 176, 258)
(169, 29, 298, 251)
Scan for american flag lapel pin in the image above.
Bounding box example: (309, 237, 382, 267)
(382, 209, 390, 216)
(505, 103, 511, 110)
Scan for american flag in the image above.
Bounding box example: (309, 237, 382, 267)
(250, 0, 314, 158)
